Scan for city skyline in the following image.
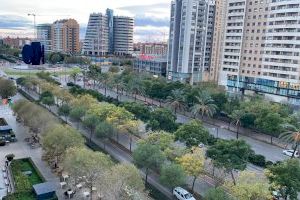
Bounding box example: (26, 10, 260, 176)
(0, 0, 171, 41)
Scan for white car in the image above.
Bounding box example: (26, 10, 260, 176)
(283, 150, 299, 158)
(173, 187, 196, 200)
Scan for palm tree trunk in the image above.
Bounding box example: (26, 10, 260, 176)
(236, 125, 239, 140)
(145, 168, 149, 185)
(292, 142, 299, 158)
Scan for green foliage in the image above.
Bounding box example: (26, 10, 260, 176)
(140, 131, 174, 152)
(95, 121, 115, 140)
(58, 104, 71, 120)
(204, 187, 232, 200)
(266, 159, 300, 200)
(206, 140, 252, 183)
(248, 152, 267, 168)
(147, 108, 178, 132)
(122, 102, 151, 121)
(36, 71, 60, 85)
(47, 52, 64, 64)
(175, 120, 210, 147)
(133, 143, 165, 183)
(0, 77, 17, 99)
(160, 163, 186, 189)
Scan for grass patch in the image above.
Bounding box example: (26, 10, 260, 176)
(7, 158, 45, 200)
(3, 68, 73, 77)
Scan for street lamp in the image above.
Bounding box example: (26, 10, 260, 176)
(28, 13, 36, 39)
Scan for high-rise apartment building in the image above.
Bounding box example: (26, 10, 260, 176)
(52, 19, 80, 54)
(83, 13, 109, 56)
(215, 0, 300, 104)
(113, 16, 134, 56)
(37, 24, 52, 52)
(167, 0, 216, 85)
(134, 42, 168, 56)
(83, 9, 134, 56)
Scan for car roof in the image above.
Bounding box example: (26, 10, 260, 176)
(174, 187, 190, 195)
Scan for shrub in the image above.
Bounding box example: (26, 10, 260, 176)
(249, 153, 266, 167)
(0, 140, 6, 146)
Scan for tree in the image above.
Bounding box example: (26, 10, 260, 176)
(98, 73, 110, 96)
(64, 147, 113, 197)
(206, 140, 252, 185)
(99, 164, 147, 200)
(226, 171, 271, 200)
(211, 92, 228, 114)
(191, 91, 217, 119)
(133, 143, 165, 184)
(147, 108, 178, 132)
(229, 109, 244, 139)
(42, 125, 85, 167)
(175, 120, 210, 147)
(140, 131, 174, 152)
(83, 113, 100, 142)
(40, 91, 55, 109)
(122, 102, 151, 121)
(126, 76, 145, 101)
(58, 104, 71, 122)
(266, 159, 300, 200)
(256, 113, 283, 144)
(279, 123, 300, 158)
(69, 106, 85, 129)
(204, 187, 232, 200)
(0, 78, 17, 99)
(160, 163, 186, 189)
(177, 148, 205, 193)
(95, 121, 115, 150)
(70, 67, 81, 84)
(166, 89, 187, 114)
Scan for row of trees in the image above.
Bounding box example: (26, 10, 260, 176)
(85, 67, 297, 143)
(19, 75, 300, 199)
(12, 99, 149, 200)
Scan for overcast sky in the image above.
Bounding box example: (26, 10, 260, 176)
(0, 0, 171, 42)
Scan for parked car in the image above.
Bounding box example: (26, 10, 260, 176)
(173, 187, 196, 200)
(283, 149, 299, 158)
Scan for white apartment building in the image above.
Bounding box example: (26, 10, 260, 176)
(36, 24, 52, 53)
(113, 16, 134, 56)
(167, 0, 216, 85)
(83, 13, 109, 56)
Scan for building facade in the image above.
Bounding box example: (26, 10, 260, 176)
(2, 37, 31, 49)
(113, 16, 134, 56)
(83, 9, 134, 56)
(134, 42, 168, 56)
(37, 24, 52, 52)
(82, 13, 109, 56)
(216, 0, 300, 104)
(134, 56, 167, 77)
(167, 0, 216, 85)
(51, 19, 80, 54)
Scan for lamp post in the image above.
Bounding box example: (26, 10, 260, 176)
(28, 13, 36, 39)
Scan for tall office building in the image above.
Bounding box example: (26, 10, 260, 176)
(83, 9, 134, 56)
(113, 16, 134, 56)
(216, 0, 300, 104)
(167, 0, 216, 85)
(37, 24, 52, 52)
(83, 13, 109, 56)
(52, 19, 80, 54)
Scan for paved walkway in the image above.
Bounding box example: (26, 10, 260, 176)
(0, 94, 60, 199)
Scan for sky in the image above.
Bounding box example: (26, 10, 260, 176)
(0, 0, 171, 42)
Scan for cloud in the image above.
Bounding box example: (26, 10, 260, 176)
(0, 15, 32, 30)
(117, 3, 170, 18)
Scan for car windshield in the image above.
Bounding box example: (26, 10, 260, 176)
(185, 193, 193, 198)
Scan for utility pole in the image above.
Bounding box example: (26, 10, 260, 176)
(28, 13, 36, 39)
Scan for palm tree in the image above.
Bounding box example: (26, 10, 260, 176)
(280, 123, 300, 158)
(166, 89, 187, 114)
(126, 77, 145, 101)
(229, 110, 244, 139)
(191, 92, 217, 119)
(98, 73, 110, 96)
